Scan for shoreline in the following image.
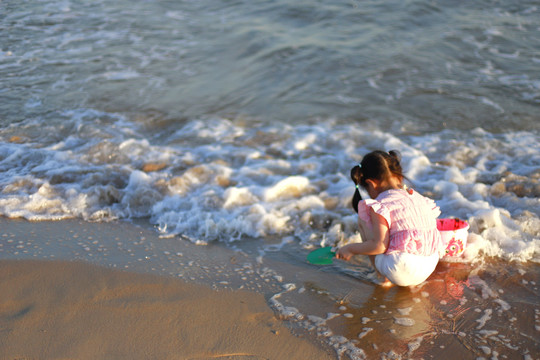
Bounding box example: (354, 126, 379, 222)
(0, 217, 337, 359)
(0, 259, 334, 360)
(1, 217, 538, 359)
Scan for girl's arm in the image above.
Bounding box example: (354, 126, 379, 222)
(336, 209, 389, 261)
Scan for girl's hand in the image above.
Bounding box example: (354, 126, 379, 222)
(336, 245, 354, 261)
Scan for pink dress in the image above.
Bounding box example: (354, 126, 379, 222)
(358, 189, 444, 257)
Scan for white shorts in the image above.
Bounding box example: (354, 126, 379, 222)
(374, 252, 439, 287)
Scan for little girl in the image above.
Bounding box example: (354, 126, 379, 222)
(336, 150, 444, 287)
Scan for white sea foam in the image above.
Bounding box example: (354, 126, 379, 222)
(358, 328, 373, 339)
(476, 309, 493, 329)
(394, 317, 415, 327)
(397, 307, 412, 316)
(0, 114, 538, 262)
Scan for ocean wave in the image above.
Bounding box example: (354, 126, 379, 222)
(0, 111, 538, 262)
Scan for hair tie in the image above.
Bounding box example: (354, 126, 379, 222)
(358, 163, 362, 169)
(355, 184, 359, 189)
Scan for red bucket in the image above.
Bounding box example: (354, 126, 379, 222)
(437, 218, 469, 258)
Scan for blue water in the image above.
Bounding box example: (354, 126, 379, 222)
(0, 0, 538, 259)
(2, 0, 539, 131)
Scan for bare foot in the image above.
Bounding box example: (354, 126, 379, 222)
(380, 278, 394, 288)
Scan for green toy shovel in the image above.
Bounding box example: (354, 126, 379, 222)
(306, 246, 336, 265)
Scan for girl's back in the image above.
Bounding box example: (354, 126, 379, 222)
(360, 189, 443, 257)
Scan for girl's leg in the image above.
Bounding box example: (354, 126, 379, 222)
(371, 255, 393, 287)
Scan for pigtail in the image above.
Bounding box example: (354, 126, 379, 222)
(350, 165, 363, 213)
(350, 149, 408, 213)
(388, 150, 401, 163)
(388, 150, 408, 186)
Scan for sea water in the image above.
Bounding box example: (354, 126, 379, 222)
(1, 0, 538, 262)
(1, 0, 539, 357)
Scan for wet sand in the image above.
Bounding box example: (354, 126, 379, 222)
(0, 260, 333, 360)
(0, 217, 538, 359)
(0, 218, 336, 359)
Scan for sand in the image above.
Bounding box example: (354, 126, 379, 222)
(0, 218, 336, 360)
(0, 259, 333, 359)
(0, 217, 538, 360)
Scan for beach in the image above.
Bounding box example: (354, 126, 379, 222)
(0, 260, 336, 360)
(0, 218, 336, 360)
(1, 0, 539, 358)
(1, 217, 538, 359)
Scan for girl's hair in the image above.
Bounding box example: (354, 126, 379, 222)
(350, 150, 404, 213)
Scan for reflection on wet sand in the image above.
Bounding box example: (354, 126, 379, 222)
(276, 258, 538, 359)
